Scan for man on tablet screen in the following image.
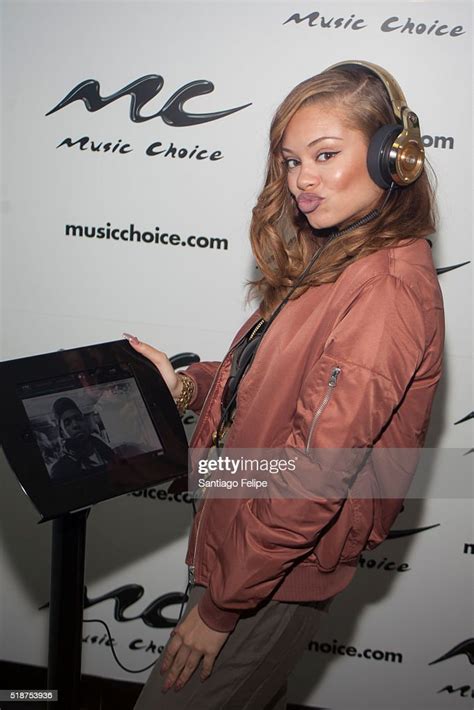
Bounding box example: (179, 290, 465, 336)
(50, 397, 115, 480)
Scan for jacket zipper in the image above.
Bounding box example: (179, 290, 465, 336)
(188, 465, 209, 584)
(305, 366, 341, 453)
(188, 448, 224, 585)
(188, 321, 262, 586)
(247, 317, 265, 341)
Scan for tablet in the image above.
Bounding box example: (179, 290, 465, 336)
(0, 339, 188, 520)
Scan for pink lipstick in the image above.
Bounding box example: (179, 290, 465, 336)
(297, 193, 323, 214)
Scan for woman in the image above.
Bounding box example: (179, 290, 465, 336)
(131, 61, 445, 709)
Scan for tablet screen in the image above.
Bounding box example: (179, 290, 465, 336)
(18, 364, 163, 482)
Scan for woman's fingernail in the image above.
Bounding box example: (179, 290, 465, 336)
(123, 332, 139, 344)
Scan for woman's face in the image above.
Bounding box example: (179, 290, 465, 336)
(282, 103, 383, 230)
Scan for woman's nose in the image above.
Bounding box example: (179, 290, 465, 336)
(296, 163, 321, 191)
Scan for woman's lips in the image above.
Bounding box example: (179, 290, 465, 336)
(296, 193, 324, 214)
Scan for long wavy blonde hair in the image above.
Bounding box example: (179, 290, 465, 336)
(249, 65, 437, 318)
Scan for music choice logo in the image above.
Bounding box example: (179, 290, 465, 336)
(46, 74, 252, 161)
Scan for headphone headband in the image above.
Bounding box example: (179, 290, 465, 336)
(326, 60, 407, 120)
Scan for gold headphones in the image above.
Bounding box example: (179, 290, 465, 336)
(326, 60, 425, 189)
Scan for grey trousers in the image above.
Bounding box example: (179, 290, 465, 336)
(133, 585, 333, 710)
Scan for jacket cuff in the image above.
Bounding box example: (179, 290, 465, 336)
(197, 590, 240, 633)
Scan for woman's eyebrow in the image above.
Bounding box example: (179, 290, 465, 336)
(281, 136, 343, 153)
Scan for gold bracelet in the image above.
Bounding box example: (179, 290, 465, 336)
(174, 373, 195, 415)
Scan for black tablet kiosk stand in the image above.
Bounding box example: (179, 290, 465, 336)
(0, 340, 190, 710)
(47, 508, 90, 709)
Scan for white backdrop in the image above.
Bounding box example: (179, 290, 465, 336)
(1, 1, 472, 708)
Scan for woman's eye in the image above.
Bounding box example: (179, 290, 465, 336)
(283, 158, 299, 169)
(317, 151, 338, 162)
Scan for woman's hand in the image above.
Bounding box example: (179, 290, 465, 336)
(123, 333, 182, 399)
(160, 605, 230, 693)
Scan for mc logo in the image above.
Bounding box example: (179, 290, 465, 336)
(46, 75, 252, 126)
(83, 584, 185, 629)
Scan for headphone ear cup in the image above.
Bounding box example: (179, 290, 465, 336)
(367, 124, 401, 189)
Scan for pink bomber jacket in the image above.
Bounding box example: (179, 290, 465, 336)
(183, 238, 445, 632)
